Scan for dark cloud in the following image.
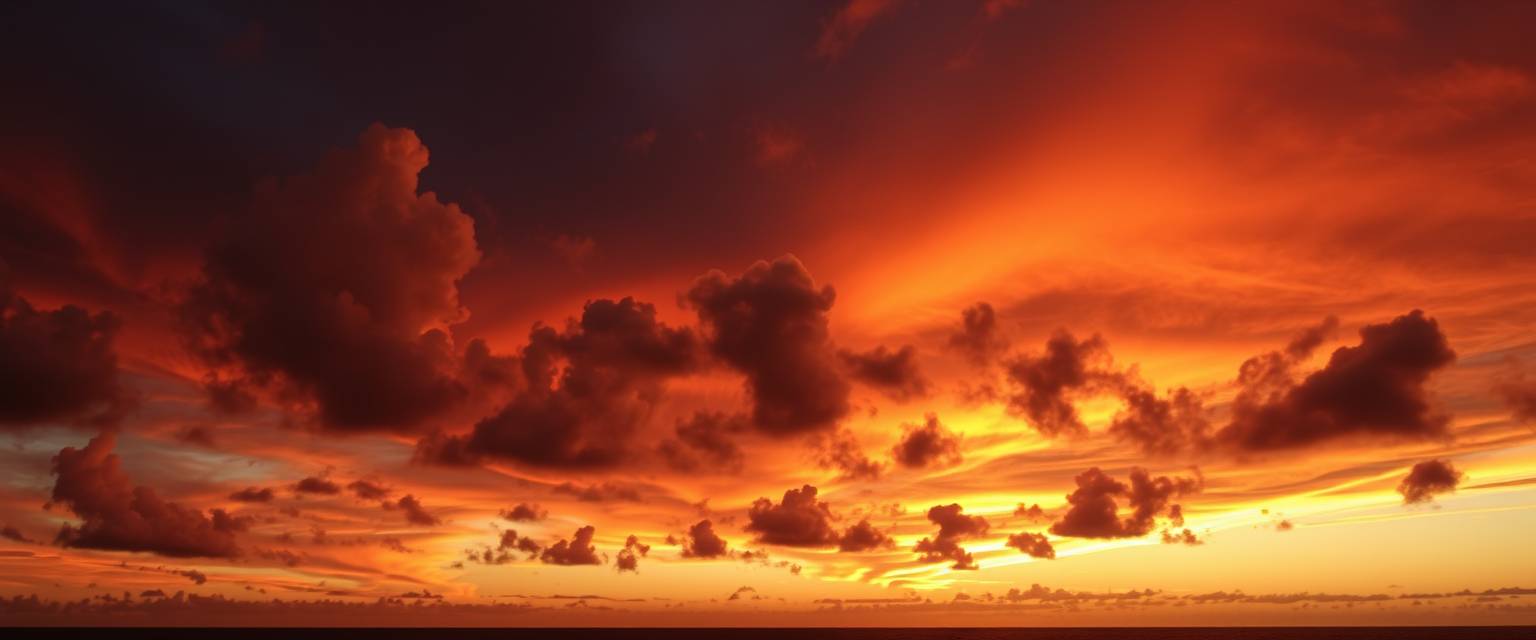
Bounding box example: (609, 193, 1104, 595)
(292, 477, 340, 496)
(1014, 503, 1047, 522)
(2, 525, 37, 544)
(1498, 373, 1536, 423)
(346, 480, 390, 501)
(540, 525, 601, 565)
(419, 297, 698, 469)
(913, 504, 989, 570)
(1109, 385, 1211, 457)
(837, 520, 893, 552)
(551, 482, 645, 503)
(1005, 531, 1055, 559)
(50, 432, 241, 558)
(890, 413, 962, 470)
(1003, 331, 1120, 437)
(817, 430, 885, 480)
(227, 487, 274, 503)
(948, 302, 1007, 366)
(468, 530, 541, 565)
(1161, 528, 1202, 545)
(681, 519, 728, 558)
(181, 124, 480, 432)
(616, 534, 650, 573)
(685, 255, 849, 434)
(839, 345, 930, 402)
(745, 485, 839, 547)
(0, 283, 124, 429)
(1050, 467, 1202, 539)
(392, 495, 439, 526)
(657, 411, 748, 473)
(173, 425, 217, 448)
(500, 503, 547, 522)
(1217, 311, 1455, 451)
(1398, 459, 1463, 504)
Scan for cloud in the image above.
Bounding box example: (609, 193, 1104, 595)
(49, 432, 242, 558)
(1161, 528, 1202, 545)
(181, 124, 480, 432)
(616, 535, 650, 573)
(746, 485, 839, 547)
(346, 480, 390, 501)
(1003, 331, 1121, 437)
(227, 487, 274, 503)
(1498, 371, 1536, 423)
(840, 345, 930, 402)
(681, 520, 729, 558)
(551, 482, 645, 503)
(418, 297, 698, 468)
(0, 283, 124, 429)
(1005, 531, 1055, 559)
(540, 525, 601, 565)
(657, 411, 748, 473)
(292, 477, 340, 496)
(891, 413, 963, 470)
(913, 504, 989, 570)
(1217, 311, 1456, 451)
(2, 525, 37, 544)
(1049, 467, 1202, 539)
(814, 0, 899, 60)
(948, 302, 1007, 366)
(818, 430, 885, 480)
(1014, 503, 1047, 522)
(392, 495, 439, 526)
(500, 503, 547, 522)
(837, 520, 893, 552)
(1109, 385, 1211, 457)
(685, 255, 849, 434)
(1398, 459, 1463, 504)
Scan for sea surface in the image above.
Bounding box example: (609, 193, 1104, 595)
(5, 628, 1532, 640)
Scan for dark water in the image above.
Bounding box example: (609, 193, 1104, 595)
(6, 629, 1532, 640)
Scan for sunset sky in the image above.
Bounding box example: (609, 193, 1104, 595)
(3, 0, 1536, 627)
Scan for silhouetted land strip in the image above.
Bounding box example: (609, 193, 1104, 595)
(3, 627, 1534, 640)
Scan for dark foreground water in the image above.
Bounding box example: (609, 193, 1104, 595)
(4, 628, 1532, 640)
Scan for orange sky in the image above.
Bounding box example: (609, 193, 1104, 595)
(2, 0, 1535, 627)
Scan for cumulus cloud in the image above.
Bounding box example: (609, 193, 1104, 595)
(50, 432, 242, 558)
(745, 485, 839, 547)
(948, 302, 1007, 366)
(839, 345, 930, 402)
(1398, 459, 1463, 504)
(1050, 467, 1202, 539)
(818, 430, 885, 480)
(681, 520, 728, 558)
(1217, 311, 1455, 451)
(685, 255, 849, 434)
(416, 297, 698, 468)
(2, 525, 37, 544)
(890, 413, 962, 470)
(392, 495, 439, 526)
(227, 487, 274, 503)
(837, 520, 893, 552)
(1003, 331, 1121, 437)
(540, 525, 601, 565)
(1161, 528, 1202, 545)
(346, 480, 389, 501)
(0, 283, 124, 428)
(1109, 385, 1212, 457)
(181, 124, 480, 432)
(1005, 531, 1055, 559)
(500, 503, 547, 522)
(615, 534, 650, 573)
(657, 411, 748, 473)
(913, 504, 989, 570)
(292, 477, 340, 496)
(1014, 503, 1047, 522)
